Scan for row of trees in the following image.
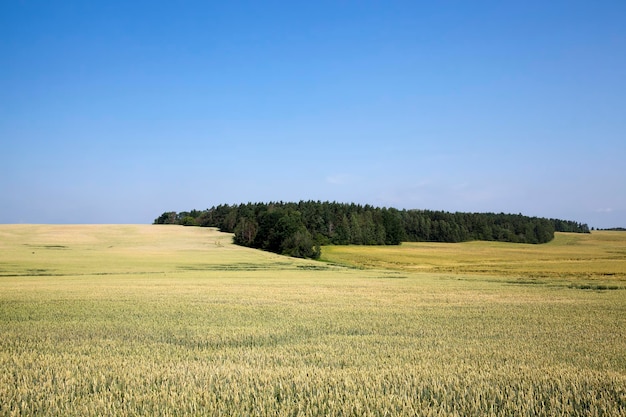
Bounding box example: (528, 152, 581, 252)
(154, 201, 590, 259)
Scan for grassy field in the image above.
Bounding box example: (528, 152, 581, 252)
(321, 231, 626, 289)
(1, 225, 625, 416)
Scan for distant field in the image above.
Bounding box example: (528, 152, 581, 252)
(321, 231, 626, 289)
(1, 225, 625, 416)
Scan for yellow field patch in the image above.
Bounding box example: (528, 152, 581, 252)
(321, 231, 626, 287)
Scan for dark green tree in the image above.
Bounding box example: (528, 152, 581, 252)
(156, 200, 591, 258)
(233, 217, 259, 246)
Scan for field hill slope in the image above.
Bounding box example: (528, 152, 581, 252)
(0, 224, 326, 279)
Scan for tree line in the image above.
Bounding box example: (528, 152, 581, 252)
(154, 201, 590, 259)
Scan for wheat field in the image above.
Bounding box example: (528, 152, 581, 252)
(1, 225, 625, 416)
(321, 231, 626, 288)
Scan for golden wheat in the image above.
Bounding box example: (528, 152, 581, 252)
(1, 225, 625, 416)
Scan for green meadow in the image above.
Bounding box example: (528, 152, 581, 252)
(1, 225, 625, 416)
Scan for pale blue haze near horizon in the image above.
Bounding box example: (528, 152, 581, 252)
(1, 1, 625, 228)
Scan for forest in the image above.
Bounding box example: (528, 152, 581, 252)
(154, 201, 590, 259)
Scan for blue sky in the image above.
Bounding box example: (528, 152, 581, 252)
(1, 1, 625, 228)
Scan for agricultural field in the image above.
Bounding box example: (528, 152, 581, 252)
(321, 231, 626, 289)
(1, 225, 625, 416)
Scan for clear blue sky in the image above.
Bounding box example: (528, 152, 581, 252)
(1, 1, 625, 228)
